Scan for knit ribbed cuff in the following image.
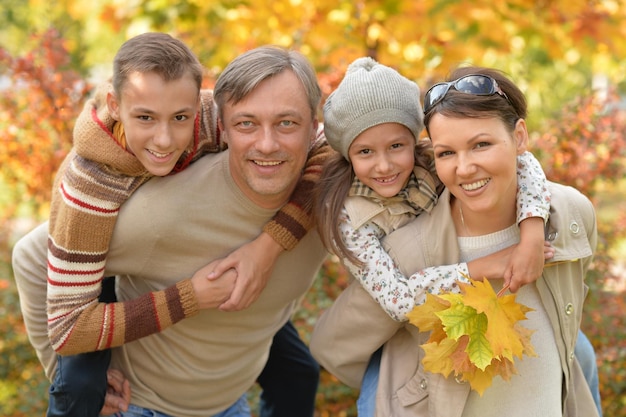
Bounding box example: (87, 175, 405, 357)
(177, 279, 200, 317)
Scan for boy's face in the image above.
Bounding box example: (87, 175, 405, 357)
(219, 69, 317, 209)
(107, 71, 200, 176)
(348, 123, 416, 198)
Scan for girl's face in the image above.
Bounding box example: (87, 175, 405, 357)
(348, 123, 416, 198)
(429, 114, 528, 226)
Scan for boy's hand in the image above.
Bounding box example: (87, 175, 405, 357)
(190, 260, 237, 310)
(207, 232, 283, 311)
(100, 368, 130, 415)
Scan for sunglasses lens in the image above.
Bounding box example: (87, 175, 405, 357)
(454, 75, 494, 95)
(424, 74, 509, 115)
(424, 83, 450, 113)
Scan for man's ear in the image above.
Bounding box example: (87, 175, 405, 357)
(514, 118, 529, 155)
(218, 118, 228, 144)
(106, 91, 120, 121)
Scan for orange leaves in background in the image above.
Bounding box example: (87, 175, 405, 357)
(0, 29, 90, 218)
(406, 279, 536, 396)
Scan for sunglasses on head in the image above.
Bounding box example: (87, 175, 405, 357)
(423, 74, 510, 114)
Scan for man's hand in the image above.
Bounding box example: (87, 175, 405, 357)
(100, 369, 130, 415)
(190, 260, 237, 310)
(207, 232, 283, 311)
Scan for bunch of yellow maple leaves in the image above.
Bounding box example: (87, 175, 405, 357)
(406, 278, 536, 396)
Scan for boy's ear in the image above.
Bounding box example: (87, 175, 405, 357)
(106, 91, 120, 121)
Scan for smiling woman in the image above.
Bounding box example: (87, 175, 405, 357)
(416, 66, 598, 417)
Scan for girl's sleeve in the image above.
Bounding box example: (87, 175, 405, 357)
(47, 155, 199, 356)
(516, 151, 551, 224)
(339, 209, 470, 321)
(263, 130, 332, 250)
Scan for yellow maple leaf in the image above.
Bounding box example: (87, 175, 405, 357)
(459, 279, 533, 361)
(449, 335, 473, 373)
(460, 359, 497, 396)
(421, 337, 458, 378)
(408, 278, 536, 395)
(406, 292, 449, 331)
(435, 294, 480, 341)
(489, 356, 518, 382)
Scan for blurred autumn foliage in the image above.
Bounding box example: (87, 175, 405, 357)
(0, 30, 90, 219)
(1, 1, 626, 416)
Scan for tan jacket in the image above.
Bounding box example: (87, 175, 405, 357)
(311, 183, 598, 417)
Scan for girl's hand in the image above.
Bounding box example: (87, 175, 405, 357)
(504, 239, 554, 293)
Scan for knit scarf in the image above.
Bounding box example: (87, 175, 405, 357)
(348, 165, 439, 214)
(113, 121, 126, 149)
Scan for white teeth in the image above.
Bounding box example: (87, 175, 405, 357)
(461, 178, 490, 191)
(377, 174, 398, 183)
(149, 150, 169, 158)
(255, 161, 281, 166)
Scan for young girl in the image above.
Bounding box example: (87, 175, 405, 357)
(312, 62, 598, 416)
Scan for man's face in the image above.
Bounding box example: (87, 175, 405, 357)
(107, 71, 200, 176)
(219, 70, 317, 209)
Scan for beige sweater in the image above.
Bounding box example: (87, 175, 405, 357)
(16, 152, 327, 416)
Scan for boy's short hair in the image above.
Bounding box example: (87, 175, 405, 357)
(213, 45, 321, 120)
(112, 32, 204, 97)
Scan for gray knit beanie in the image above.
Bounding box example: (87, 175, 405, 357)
(323, 57, 424, 159)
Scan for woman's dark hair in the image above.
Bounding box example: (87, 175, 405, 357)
(423, 66, 526, 135)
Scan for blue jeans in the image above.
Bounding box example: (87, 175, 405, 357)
(357, 332, 602, 417)
(256, 320, 319, 417)
(575, 330, 602, 416)
(356, 347, 381, 417)
(47, 277, 116, 417)
(47, 277, 319, 417)
(106, 394, 250, 417)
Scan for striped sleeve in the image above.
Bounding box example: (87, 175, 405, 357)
(47, 154, 199, 355)
(263, 129, 332, 250)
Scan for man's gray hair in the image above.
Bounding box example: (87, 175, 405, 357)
(214, 45, 321, 119)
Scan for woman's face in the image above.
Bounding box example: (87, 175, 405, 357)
(348, 123, 416, 198)
(428, 113, 528, 222)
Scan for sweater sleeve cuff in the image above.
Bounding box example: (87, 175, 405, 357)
(177, 279, 199, 317)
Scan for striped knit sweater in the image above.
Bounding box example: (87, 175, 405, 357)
(47, 84, 329, 355)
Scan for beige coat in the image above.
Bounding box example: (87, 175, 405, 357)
(311, 182, 599, 417)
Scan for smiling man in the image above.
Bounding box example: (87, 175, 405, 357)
(13, 45, 328, 417)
